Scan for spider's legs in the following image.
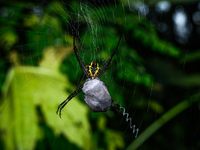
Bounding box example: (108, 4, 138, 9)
(72, 30, 89, 78)
(56, 85, 83, 118)
(111, 99, 121, 113)
(98, 36, 122, 77)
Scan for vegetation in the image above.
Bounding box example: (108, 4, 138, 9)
(0, 0, 200, 149)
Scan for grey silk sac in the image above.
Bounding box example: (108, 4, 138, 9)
(82, 78, 112, 112)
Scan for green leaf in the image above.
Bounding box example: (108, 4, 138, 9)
(0, 68, 38, 150)
(0, 66, 92, 150)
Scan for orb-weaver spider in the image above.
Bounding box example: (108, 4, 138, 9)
(56, 32, 122, 118)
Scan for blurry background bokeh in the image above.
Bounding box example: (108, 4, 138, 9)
(0, 0, 200, 149)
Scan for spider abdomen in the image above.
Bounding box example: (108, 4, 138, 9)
(82, 78, 112, 112)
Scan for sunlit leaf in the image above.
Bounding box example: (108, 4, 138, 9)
(0, 68, 38, 150)
(0, 66, 92, 150)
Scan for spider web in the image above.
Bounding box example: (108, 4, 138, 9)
(0, 0, 200, 150)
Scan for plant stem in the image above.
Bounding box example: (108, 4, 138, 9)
(126, 93, 200, 150)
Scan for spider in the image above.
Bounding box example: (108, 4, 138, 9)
(56, 32, 122, 118)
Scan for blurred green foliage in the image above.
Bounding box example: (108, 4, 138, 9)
(0, 67, 91, 150)
(0, 0, 200, 150)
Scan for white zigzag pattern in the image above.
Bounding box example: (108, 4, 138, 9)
(120, 106, 139, 138)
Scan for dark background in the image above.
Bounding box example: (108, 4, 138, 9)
(0, 0, 200, 149)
